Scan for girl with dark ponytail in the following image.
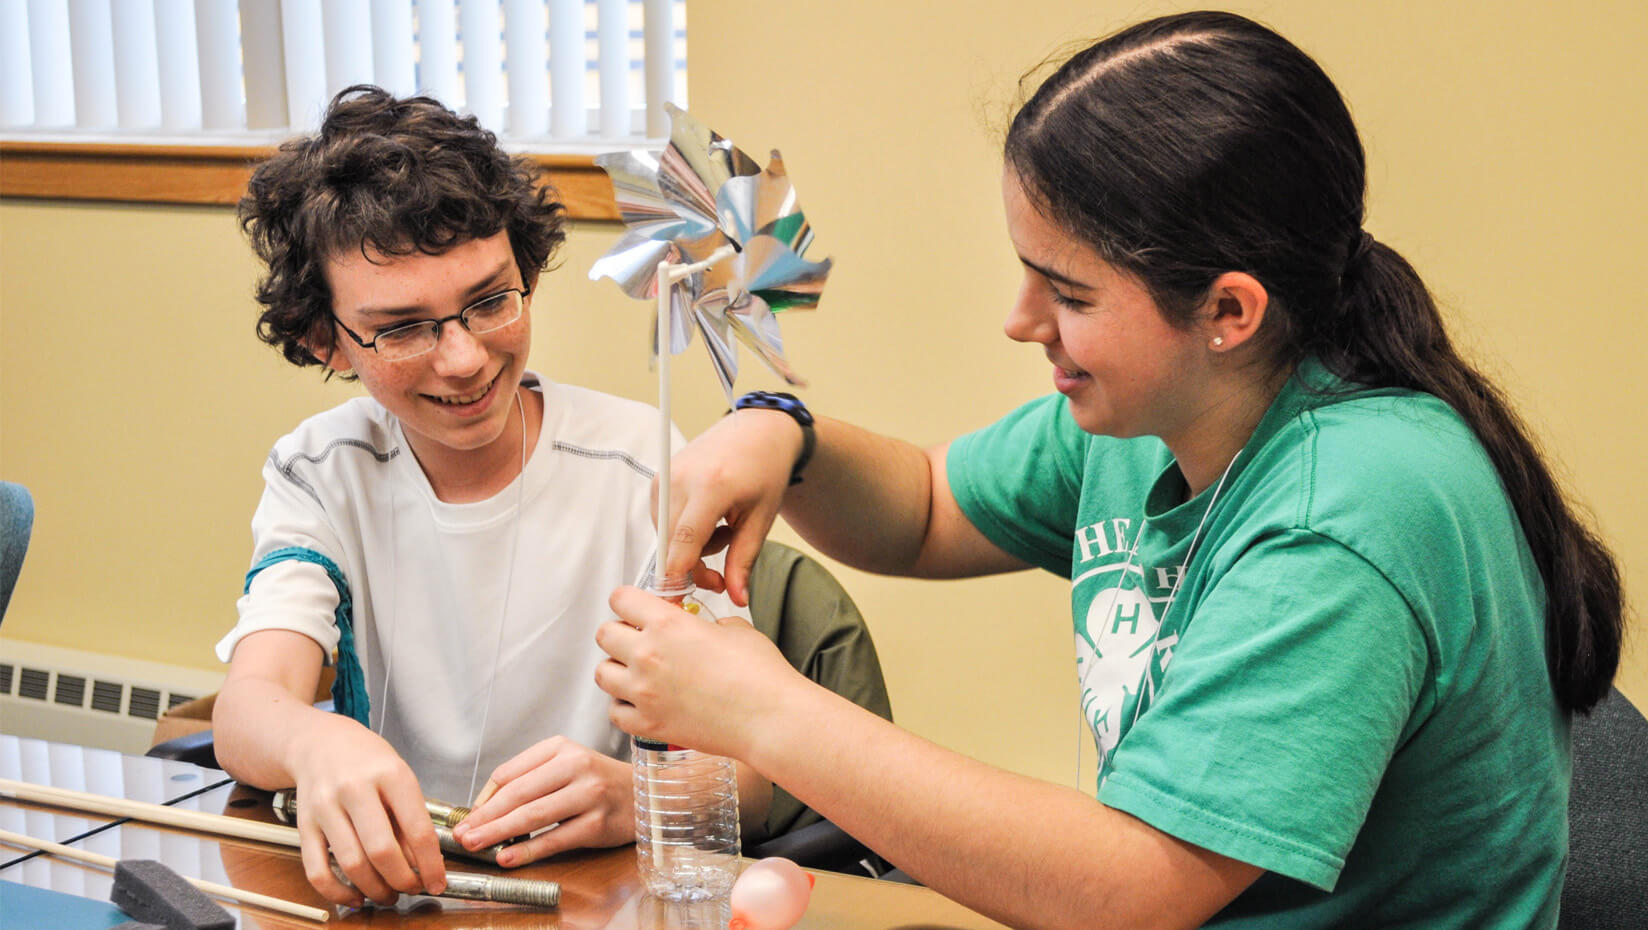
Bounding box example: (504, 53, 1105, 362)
(1003, 10, 1621, 716)
(597, 11, 1624, 928)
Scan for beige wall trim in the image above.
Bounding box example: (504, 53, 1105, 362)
(0, 141, 619, 220)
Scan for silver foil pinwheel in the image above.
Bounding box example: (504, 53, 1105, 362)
(589, 103, 831, 402)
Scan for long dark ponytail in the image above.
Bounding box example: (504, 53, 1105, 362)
(1005, 11, 1622, 712)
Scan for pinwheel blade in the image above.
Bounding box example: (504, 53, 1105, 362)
(590, 106, 829, 396)
(740, 236, 832, 313)
(647, 285, 698, 363)
(595, 150, 719, 242)
(724, 294, 804, 389)
(657, 103, 760, 235)
(590, 227, 728, 300)
(717, 151, 810, 252)
(692, 307, 740, 400)
(588, 230, 674, 298)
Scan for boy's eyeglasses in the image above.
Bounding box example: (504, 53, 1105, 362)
(333, 287, 529, 361)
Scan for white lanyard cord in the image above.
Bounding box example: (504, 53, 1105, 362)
(1074, 445, 1243, 790)
(466, 390, 529, 801)
(373, 389, 528, 806)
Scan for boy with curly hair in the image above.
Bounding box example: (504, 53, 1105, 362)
(212, 85, 763, 907)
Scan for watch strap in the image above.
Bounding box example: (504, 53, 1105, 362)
(733, 391, 815, 485)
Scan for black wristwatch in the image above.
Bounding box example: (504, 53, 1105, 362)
(732, 391, 816, 485)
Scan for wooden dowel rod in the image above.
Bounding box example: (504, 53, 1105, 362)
(0, 828, 330, 923)
(0, 778, 299, 848)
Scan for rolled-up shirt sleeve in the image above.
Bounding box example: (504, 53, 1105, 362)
(217, 443, 354, 664)
(216, 558, 341, 662)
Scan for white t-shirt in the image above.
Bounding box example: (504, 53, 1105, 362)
(216, 373, 742, 803)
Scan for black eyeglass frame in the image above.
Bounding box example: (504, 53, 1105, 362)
(331, 286, 531, 360)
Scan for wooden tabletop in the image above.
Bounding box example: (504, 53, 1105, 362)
(0, 736, 1008, 929)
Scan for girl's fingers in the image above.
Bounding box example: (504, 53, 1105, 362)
(723, 517, 776, 606)
(664, 493, 737, 583)
(691, 560, 727, 594)
(593, 654, 636, 702)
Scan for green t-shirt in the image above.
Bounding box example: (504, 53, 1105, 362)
(947, 360, 1568, 927)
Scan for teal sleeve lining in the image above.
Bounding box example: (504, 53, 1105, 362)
(244, 546, 369, 727)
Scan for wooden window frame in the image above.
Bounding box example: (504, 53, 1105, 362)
(0, 141, 618, 220)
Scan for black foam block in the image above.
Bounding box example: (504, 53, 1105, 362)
(110, 859, 234, 930)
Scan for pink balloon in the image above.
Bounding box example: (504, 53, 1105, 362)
(728, 857, 815, 930)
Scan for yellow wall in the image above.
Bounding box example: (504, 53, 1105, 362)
(2, 0, 1642, 788)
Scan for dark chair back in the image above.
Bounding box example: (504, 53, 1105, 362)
(0, 482, 35, 622)
(745, 541, 893, 839)
(1561, 687, 1648, 929)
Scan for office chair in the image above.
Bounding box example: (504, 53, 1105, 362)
(1560, 686, 1648, 929)
(0, 481, 35, 623)
(149, 541, 897, 876)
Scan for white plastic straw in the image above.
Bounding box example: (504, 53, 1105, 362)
(651, 244, 737, 576)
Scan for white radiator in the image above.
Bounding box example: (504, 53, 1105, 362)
(0, 639, 224, 755)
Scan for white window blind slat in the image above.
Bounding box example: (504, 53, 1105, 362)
(641, 0, 671, 138)
(68, 0, 117, 129)
(459, 0, 503, 130)
(111, 0, 164, 130)
(322, 0, 374, 101)
(1, 0, 34, 127)
(26, 0, 74, 127)
(545, 0, 580, 138)
(155, 0, 204, 131)
(25, 2, 70, 127)
(4, 0, 684, 145)
(369, 0, 416, 98)
(278, 0, 327, 131)
(236, 0, 283, 130)
(416, 0, 460, 106)
(505, 0, 549, 137)
(596, 0, 628, 139)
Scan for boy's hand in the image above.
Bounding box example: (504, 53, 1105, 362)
(289, 714, 446, 907)
(450, 736, 633, 866)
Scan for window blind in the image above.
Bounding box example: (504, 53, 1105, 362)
(0, 0, 687, 147)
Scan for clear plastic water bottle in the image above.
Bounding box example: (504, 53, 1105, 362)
(633, 574, 742, 901)
(638, 893, 732, 929)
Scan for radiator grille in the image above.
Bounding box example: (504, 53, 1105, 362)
(91, 680, 124, 713)
(0, 643, 225, 755)
(53, 674, 86, 706)
(127, 687, 162, 720)
(18, 667, 48, 700)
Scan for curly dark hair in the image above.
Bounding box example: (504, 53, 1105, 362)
(239, 85, 566, 374)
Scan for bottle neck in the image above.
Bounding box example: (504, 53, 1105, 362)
(645, 571, 696, 602)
